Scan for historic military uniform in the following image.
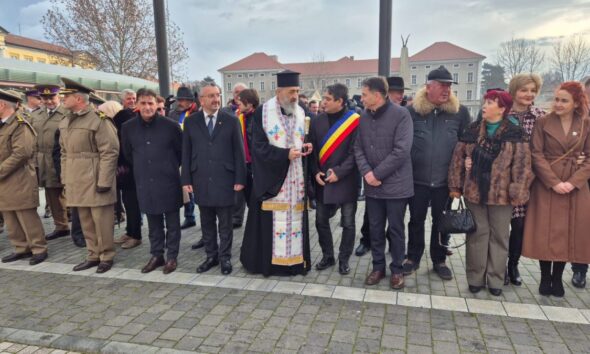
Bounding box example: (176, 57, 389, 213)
(59, 78, 119, 273)
(30, 85, 70, 240)
(0, 90, 48, 265)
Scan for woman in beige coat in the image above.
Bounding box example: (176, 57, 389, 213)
(523, 81, 590, 298)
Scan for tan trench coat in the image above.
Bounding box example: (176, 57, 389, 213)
(0, 113, 39, 211)
(30, 105, 69, 188)
(523, 113, 590, 263)
(59, 107, 119, 207)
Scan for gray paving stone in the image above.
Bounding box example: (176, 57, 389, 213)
(51, 335, 106, 353)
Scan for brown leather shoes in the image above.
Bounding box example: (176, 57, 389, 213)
(142, 256, 165, 273)
(163, 259, 177, 274)
(390, 273, 405, 289)
(365, 270, 385, 285)
(73, 260, 100, 271)
(121, 238, 141, 249)
(96, 261, 113, 273)
(114, 234, 131, 244)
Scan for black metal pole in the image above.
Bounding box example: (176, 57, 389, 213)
(378, 0, 392, 77)
(153, 0, 170, 96)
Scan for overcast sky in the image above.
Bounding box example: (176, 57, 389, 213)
(1, 0, 589, 83)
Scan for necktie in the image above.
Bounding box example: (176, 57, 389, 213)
(207, 115, 214, 136)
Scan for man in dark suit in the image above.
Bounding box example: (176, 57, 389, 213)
(122, 89, 183, 274)
(181, 83, 246, 275)
(309, 84, 360, 275)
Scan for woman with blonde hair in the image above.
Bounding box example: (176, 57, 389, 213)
(503, 73, 545, 286)
(98, 100, 123, 119)
(523, 81, 590, 297)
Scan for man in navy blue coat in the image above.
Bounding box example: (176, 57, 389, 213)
(122, 89, 183, 274)
(181, 83, 246, 275)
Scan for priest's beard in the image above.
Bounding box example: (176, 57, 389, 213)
(279, 98, 298, 116)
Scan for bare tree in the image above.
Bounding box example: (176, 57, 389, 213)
(308, 52, 331, 93)
(496, 37, 545, 78)
(551, 34, 590, 82)
(42, 0, 188, 81)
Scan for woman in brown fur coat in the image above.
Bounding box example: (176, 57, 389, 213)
(522, 82, 590, 298)
(448, 89, 533, 296)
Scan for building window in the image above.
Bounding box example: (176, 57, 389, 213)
(468, 63, 474, 67)
(411, 66, 417, 70)
(10, 54, 19, 59)
(24, 56, 34, 62)
(321, 80, 326, 89)
(467, 90, 473, 100)
(237, 74, 243, 78)
(259, 82, 264, 91)
(425, 75, 428, 84)
(249, 82, 254, 89)
(425, 65, 431, 69)
(357, 78, 362, 88)
(411, 75, 417, 85)
(37, 58, 46, 63)
(345, 78, 350, 87)
(271, 81, 276, 90)
(248, 73, 254, 78)
(227, 82, 232, 92)
(453, 64, 459, 68)
(453, 91, 458, 97)
(310, 80, 315, 89)
(467, 72, 474, 83)
(260, 73, 265, 77)
(453, 73, 459, 83)
(333, 79, 338, 84)
(226, 74, 232, 78)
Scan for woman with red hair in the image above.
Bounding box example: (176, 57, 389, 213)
(448, 89, 534, 296)
(523, 81, 590, 297)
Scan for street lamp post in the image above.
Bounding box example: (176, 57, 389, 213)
(378, 0, 392, 77)
(153, 0, 171, 97)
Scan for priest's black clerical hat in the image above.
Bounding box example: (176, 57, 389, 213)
(276, 70, 300, 88)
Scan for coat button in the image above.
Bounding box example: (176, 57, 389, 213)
(148, 160, 152, 164)
(146, 141, 151, 145)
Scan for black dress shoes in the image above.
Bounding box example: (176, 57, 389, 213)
(73, 260, 100, 271)
(96, 261, 113, 274)
(45, 229, 70, 240)
(72, 236, 86, 248)
(488, 288, 502, 296)
(355, 243, 370, 257)
(221, 260, 232, 275)
(1, 252, 33, 263)
(507, 263, 522, 286)
(181, 220, 196, 230)
(141, 256, 165, 273)
(338, 261, 351, 275)
(468, 285, 483, 294)
(572, 271, 587, 288)
(191, 239, 205, 250)
(29, 252, 48, 265)
(197, 258, 219, 273)
(539, 276, 552, 296)
(315, 256, 335, 271)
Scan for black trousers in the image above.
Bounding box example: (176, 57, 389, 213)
(366, 197, 408, 275)
(359, 207, 392, 247)
(122, 186, 142, 240)
(572, 263, 589, 273)
(407, 184, 449, 264)
(315, 201, 357, 263)
(509, 216, 524, 262)
(199, 205, 233, 262)
(146, 210, 181, 260)
(70, 207, 84, 239)
(232, 164, 253, 226)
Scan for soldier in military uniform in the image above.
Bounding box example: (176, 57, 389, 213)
(30, 84, 71, 241)
(0, 89, 48, 265)
(24, 89, 42, 114)
(59, 78, 119, 273)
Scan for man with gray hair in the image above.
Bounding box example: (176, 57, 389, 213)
(222, 82, 247, 118)
(60, 78, 120, 273)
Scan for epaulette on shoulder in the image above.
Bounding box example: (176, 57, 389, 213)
(16, 112, 31, 124)
(96, 110, 108, 120)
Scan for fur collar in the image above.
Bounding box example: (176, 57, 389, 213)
(412, 87, 460, 116)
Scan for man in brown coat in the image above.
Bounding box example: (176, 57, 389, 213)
(30, 84, 70, 241)
(60, 78, 119, 273)
(0, 89, 48, 265)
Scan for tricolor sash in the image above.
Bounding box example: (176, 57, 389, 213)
(318, 110, 360, 166)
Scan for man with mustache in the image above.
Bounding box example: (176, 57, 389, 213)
(240, 70, 313, 276)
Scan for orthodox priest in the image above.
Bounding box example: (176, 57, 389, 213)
(240, 70, 313, 276)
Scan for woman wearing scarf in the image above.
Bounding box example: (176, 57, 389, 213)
(523, 82, 590, 298)
(448, 89, 533, 296)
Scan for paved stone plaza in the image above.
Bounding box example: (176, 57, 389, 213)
(0, 194, 590, 353)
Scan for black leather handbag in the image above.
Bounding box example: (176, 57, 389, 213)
(438, 197, 477, 248)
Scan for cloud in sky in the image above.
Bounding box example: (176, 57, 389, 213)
(1, 0, 589, 82)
